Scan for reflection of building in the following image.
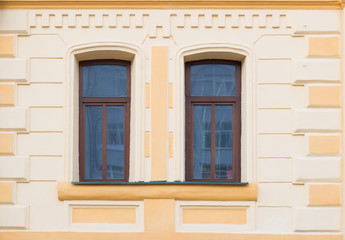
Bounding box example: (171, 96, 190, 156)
(0, 2, 344, 240)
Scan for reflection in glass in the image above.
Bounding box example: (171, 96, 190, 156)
(83, 65, 127, 97)
(85, 106, 103, 180)
(106, 106, 125, 179)
(191, 64, 236, 96)
(215, 105, 233, 179)
(193, 105, 211, 179)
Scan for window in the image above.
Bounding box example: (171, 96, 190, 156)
(185, 60, 241, 182)
(79, 60, 130, 182)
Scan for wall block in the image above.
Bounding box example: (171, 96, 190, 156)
(257, 158, 292, 182)
(0, 156, 29, 182)
(292, 11, 340, 34)
(0, 36, 14, 57)
(0, 182, 15, 204)
(258, 60, 291, 84)
(0, 10, 28, 33)
(18, 84, 64, 107)
(257, 183, 304, 207)
(0, 133, 14, 155)
(256, 207, 291, 233)
(293, 207, 341, 231)
(308, 134, 341, 155)
(0, 59, 27, 82)
(308, 85, 341, 108)
(0, 107, 28, 131)
(308, 184, 341, 206)
(293, 157, 341, 182)
(292, 59, 340, 84)
(308, 37, 339, 57)
(30, 59, 64, 83)
(0, 205, 28, 228)
(292, 109, 341, 133)
(0, 84, 14, 106)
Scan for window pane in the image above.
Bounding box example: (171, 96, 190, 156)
(83, 65, 127, 97)
(106, 106, 125, 179)
(193, 105, 211, 179)
(215, 105, 233, 179)
(191, 64, 236, 96)
(85, 106, 103, 180)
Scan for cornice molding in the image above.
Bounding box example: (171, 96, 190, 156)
(0, 0, 343, 9)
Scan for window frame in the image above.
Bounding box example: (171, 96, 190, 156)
(185, 59, 241, 182)
(79, 59, 131, 182)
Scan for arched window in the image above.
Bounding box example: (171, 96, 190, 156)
(185, 60, 241, 182)
(79, 60, 130, 182)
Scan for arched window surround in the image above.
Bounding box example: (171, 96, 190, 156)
(65, 42, 145, 182)
(172, 43, 255, 183)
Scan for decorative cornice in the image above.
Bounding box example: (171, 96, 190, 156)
(28, 10, 292, 38)
(0, 0, 343, 9)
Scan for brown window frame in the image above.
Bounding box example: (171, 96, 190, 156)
(185, 59, 241, 182)
(79, 59, 131, 182)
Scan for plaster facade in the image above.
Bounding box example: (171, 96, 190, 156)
(0, 5, 343, 240)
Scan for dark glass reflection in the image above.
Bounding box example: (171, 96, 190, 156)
(83, 65, 127, 97)
(106, 106, 125, 179)
(215, 105, 233, 179)
(193, 105, 211, 179)
(85, 106, 103, 180)
(191, 64, 236, 96)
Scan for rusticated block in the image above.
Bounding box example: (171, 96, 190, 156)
(0, 84, 14, 105)
(0, 205, 28, 228)
(0, 133, 14, 155)
(0, 36, 14, 57)
(293, 207, 341, 231)
(308, 37, 339, 57)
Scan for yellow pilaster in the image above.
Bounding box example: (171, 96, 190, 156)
(150, 46, 168, 181)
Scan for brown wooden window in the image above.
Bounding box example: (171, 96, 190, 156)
(185, 60, 241, 182)
(79, 60, 130, 182)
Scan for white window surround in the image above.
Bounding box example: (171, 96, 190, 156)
(172, 43, 256, 183)
(65, 42, 146, 182)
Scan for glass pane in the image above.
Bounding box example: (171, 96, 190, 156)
(215, 105, 233, 179)
(84, 106, 103, 180)
(193, 105, 211, 179)
(106, 106, 125, 179)
(191, 64, 236, 96)
(83, 65, 127, 97)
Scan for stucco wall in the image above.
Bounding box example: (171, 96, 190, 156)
(0, 9, 342, 239)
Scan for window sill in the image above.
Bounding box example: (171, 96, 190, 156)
(71, 181, 248, 185)
(57, 182, 257, 201)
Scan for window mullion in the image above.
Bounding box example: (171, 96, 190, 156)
(102, 104, 107, 180)
(211, 104, 215, 180)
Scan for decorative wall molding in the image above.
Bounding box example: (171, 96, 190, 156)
(29, 10, 292, 37)
(0, 0, 343, 10)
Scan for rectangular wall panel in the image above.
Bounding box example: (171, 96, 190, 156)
(0, 156, 29, 181)
(0, 107, 28, 131)
(0, 205, 28, 228)
(293, 157, 341, 182)
(293, 207, 341, 231)
(0, 59, 27, 82)
(292, 59, 340, 84)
